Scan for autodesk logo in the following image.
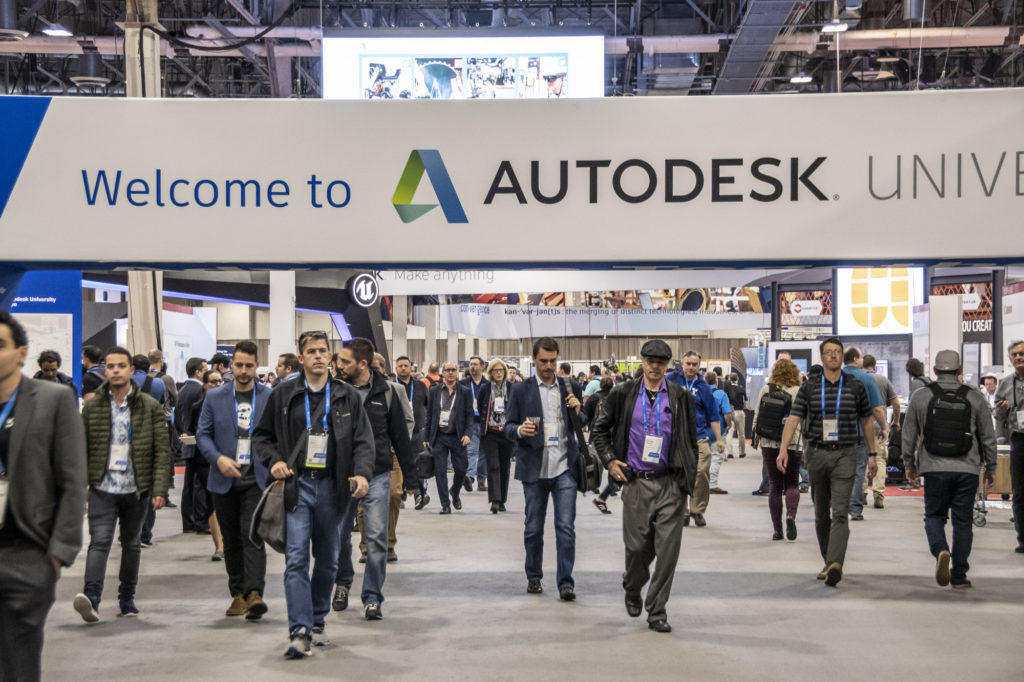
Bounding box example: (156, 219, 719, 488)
(392, 149, 468, 223)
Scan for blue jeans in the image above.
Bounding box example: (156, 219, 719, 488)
(924, 471, 978, 583)
(848, 442, 869, 515)
(522, 470, 577, 588)
(466, 422, 484, 482)
(336, 471, 389, 605)
(83, 488, 151, 603)
(284, 476, 344, 634)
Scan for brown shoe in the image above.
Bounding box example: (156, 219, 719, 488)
(873, 495, 884, 509)
(816, 566, 828, 581)
(245, 590, 268, 620)
(709, 487, 729, 495)
(226, 594, 248, 617)
(824, 562, 843, 587)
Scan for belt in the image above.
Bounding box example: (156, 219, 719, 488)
(300, 468, 334, 480)
(808, 441, 858, 451)
(629, 467, 671, 480)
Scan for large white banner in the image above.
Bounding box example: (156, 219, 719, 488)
(433, 303, 769, 339)
(2, 90, 1023, 266)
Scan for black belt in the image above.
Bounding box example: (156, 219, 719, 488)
(808, 441, 858, 451)
(300, 468, 334, 480)
(629, 467, 671, 480)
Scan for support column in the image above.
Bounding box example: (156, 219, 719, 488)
(125, 0, 162, 98)
(478, 337, 489, 360)
(423, 306, 438, 369)
(392, 295, 409, 360)
(269, 271, 296, 366)
(770, 281, 780, 342)
(126, 271, 162, 353)
(447, 332, 460, 364)
(993, 268, 1004, 366)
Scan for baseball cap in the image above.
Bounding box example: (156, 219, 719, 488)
(640, 339, 672, 361)
(934, 350, 961, 371)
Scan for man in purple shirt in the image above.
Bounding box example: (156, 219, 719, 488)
(591, 340, 698, 634)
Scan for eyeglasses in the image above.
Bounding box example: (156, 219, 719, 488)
(442, 368, 457, 373)
(207, 379, 223, 386)
(821, 349, 842, 356)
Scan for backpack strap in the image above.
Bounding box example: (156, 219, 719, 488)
(142, 374, 154, 395)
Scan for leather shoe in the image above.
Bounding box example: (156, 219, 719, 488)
(683, 516, 690, 527)
(452, 495, 462, 511)
(558, 585, 576, 602)
(244, 590, 268, 620)
(527, 578, 543, 594)
(463, 476, 474, 493)
(226, 594, 248, 617)
(439, 506, 451, 515)
(625, 593, 642, 618)
(693, 513, 706, 527)
(824, 562, 843, 587)
(709, 487, 728, 495)
(1015, 545, 1024, 554)
(648, 620, 672, 633)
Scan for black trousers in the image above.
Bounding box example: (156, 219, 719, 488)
(0, 541, 58, 682)
(432, 431, 467, 509)
(181, 458, 211, 532)
(1011, 432, 1024, 546)
(481, 430, 513, 504)
(212, 478, 267, 597)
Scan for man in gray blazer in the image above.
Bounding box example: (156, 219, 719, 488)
(0, 312, 87, 682)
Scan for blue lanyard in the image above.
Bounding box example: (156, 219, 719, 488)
(408, 379, 414, 401)
(642, 385, 663, 437)
(470, 380, 479, 414)
(0, 386, 19, 472)
(234, 384, 254, 436)
(821, 374, 843, 415)
(685, 377, 697, 393)
(304, 379, 330, 433)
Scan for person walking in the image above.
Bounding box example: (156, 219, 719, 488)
(478, 359, 515, 514)
(994, 339, 1024, 553)
(424, 362, 473, 514)
(751, 357, 803, 541)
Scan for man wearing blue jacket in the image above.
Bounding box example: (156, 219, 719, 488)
(504, 337, 585, 600)
(197, 340, 272, 621)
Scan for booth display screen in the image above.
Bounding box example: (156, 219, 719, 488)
(835, 267, 925, 336)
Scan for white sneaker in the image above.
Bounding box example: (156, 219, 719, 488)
(73, 593, 99, 623)
(311, 623, 329, 647)
(284, 631, 312, 659)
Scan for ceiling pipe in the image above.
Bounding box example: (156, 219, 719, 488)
(0, 0, 28, 41)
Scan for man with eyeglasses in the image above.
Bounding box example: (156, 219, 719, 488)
(253, 331, 375, 659)
(779, 337, 875, 587)
(994, 339, 1024, 554)
(424, 362, 473, 514)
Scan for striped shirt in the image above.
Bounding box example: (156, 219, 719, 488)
(791, 372, 872, 446)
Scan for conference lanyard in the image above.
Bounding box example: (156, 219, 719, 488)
(821, 374, 844, 415)
(407, 379, 414, 401)
(643, 387, 663, 437)
(685, 377, 697, 393)
(470, 380, 479, 416)
(304, 379, 330, 433)
(0, 386, 19, 473)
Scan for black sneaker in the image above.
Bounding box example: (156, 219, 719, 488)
(284, 630, 312, 659)
(118, 599, 139, 617)
(558, 585, 576, 601)
(478, 481, 488, 492)
(463, 476, 474, 493)
(648, 620, 672, 633)
(451, 495, 462, 511)
(498, 503, 506, 512)
(799, 484, 810, 493)
(387, 549, 398, 562)
(951, 580, 973, 590)
(415, 494, 430, 510)
(332, 585, 349, 612)
(786, 518, 798, 541)
(693, 513, 706, 527)
(439, 506, 451, 515)
(625, 592, 643, 617)
(358, 553, 367, 564)
(363, 602, 382, 620)
(527, 578, 543, 594)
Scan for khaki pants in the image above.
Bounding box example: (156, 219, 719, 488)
(360, 455, 405, 553)
(687, 439, 713, 516)
(730, 410, 746, 456)
(865, 433, 887, 498)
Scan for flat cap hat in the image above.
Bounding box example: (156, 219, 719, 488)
(934, 350, 961, 371)
(640, 339, 672, 360)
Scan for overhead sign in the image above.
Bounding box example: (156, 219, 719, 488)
(1, 91, 1023, 266)
(835, 267, 925, 336)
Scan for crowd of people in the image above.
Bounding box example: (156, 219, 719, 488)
(1, 307, 1022, 677)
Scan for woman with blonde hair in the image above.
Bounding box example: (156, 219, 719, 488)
(477, 358, 514, 513)
(751, 357, 804, 541)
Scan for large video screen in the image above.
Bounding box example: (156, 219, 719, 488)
(322, 35, 604, 100)
(835, 267, 925, 336)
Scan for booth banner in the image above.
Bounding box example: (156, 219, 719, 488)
(779, 290, 832, 327)
(931, 282, 993, 343)
(8, 270, 83, 391)
(1, 90, 1023, 267)
(433, 303, 768, 339)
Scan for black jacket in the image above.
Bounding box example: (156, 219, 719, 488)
(583, 387, 611, 428)
(426, 382, 473, 445)
(459, 376, 486, 423)
(253, 375, 375, 513)
(397, 377, 428, 443)
(590, 380, 699, 494)
(174, 379, 204, 459)
(362, 370, 415, 484)
(477, 379, 513, 437)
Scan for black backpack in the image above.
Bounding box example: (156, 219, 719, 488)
(754, 384, 792, 441)
(923, 383, 974, 457)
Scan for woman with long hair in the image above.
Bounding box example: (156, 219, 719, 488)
(477, 359, 514, 514)
(751, 358, 804, 541)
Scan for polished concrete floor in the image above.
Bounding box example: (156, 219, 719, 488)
(42, 452, 1024, 681)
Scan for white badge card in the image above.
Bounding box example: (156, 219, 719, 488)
(236, 437, 252, 466)
(306, 433, 328, 468)
(494, 396, 505, 414)
(473, 398, 479, 413)
(1017, 410, 1024, 428)
(543, 422, 560, 446)
(642, 435, 664, 464)
(822, 418, 839, 442)
(0, 477, 8, 527)
(440, 409, 451, 427)
(108, 442, 130, 472)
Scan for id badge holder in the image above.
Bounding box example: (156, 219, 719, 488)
(822, 418, 839, 442)
(494, 396, 505, 414)
(0, 475, 8, 527)
(236, 437, 252, 466)
(543, 422, 559, 446)
(108, 442, 130, 472)
(1017, 410, 1024, 428)
(642, 435, 664, 464)
(473, 398, 479, 414)
(306, 433, 328, 468)
(440, 409, 451, 427)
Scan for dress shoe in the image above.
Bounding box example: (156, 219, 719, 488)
(1016, 545, 1024, 554)
(463, 476, 474, 493)
(387, 549, 398, 562)
(625, 593, 643, 618)
(935, 550, 951, 587)
(739, 453, 746, 458)
(164, 500, 178, 508)
(951, 580, 973, 589)
(709, 487, 728, 495)
(452, 495, 462, 511)
(824, 562, 843, 587)
(226, 594, 248, 617)
(245, 591, 268, 620)
(490, 502, 499, 514)
(648, 620, 672, 633)
(772, 531, 783, 541)
(527, 578, 543, 594)
(558, 585, 576, 601)
(752, 490, 768, 496)
(498, 503, 507, 512)
(693, 513, 706, 527)
(358, 553, 367, 564)
(786, 518, 797, 541)
(478, 482, 488, 492)
(439, 506, 451, 515)
(683, 516, 691, 527)
(726, 454, 734, 459)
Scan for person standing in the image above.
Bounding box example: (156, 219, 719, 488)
(460, 355, 488, 492)
(424, 362, 472, 514)
(34, 350, 77, 395)
(861, 355, 900, 510)
(74, 346, 170, 621)
(588, 376, 621, 514)
(994, 339, 1024, 553)
(478, 359, 515, 514)
(504, 337, 585, 600)
(396, 355, 431, 510)
(197, 341, 272, 619)
(706, 372, 733, 496)
(81, 344, 106, 401)
(0, 312, 87, 682)
(751, 358, 803, 541)
(902, 350, 996, 588)
(253, 331, 374, 658)
(667, 351, 723, 527)
(779, 337, 875, 587)
(591, 340, 696, 633)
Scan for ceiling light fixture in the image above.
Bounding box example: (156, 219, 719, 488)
(821, 19, 849, 33)
(790, 73, 813, 83)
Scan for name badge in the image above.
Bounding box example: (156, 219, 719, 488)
(236, 437, 251, 466)
(440, 409, 451, 427)
(494, 396, 505, 414)
(473, 398, 479, 414)
(1017, 410, 1024, 428)
(0, 476, 8, 527)
(306, 433, 328, 469)
(108, 442, 130, 472)
(643, 435, 664, 464)
(543, 422, 560, 446)
(822, 417, 839, 442)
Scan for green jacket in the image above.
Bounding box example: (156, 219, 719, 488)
(82, 380, 171, 499)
